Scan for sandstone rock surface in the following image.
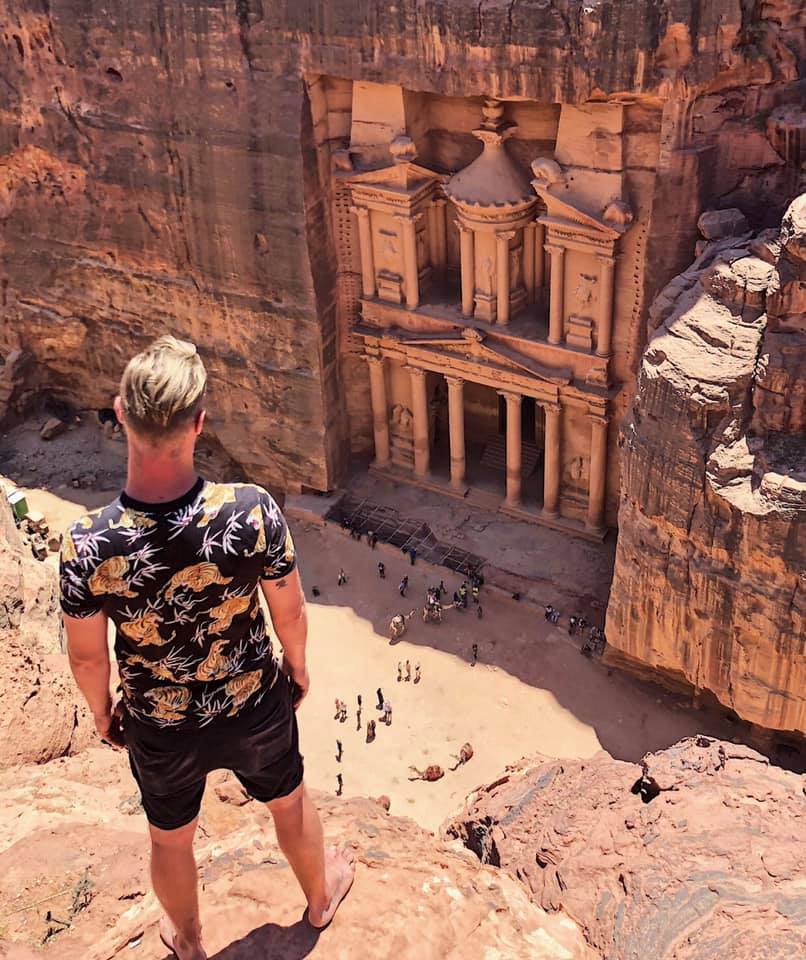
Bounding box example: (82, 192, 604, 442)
(1, 1, 804, 495)
(605, 195, 806, 735)
(444, 737, 806, 960)
(0, 750, 594, 960)
(0, 492, 93, 767)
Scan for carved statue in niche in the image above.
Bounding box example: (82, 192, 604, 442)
(574, 274, 598, 309)
(391, 404, 413, 432)
(509, 244, 522, 290)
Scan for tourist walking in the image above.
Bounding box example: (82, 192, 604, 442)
(414, 662, 421, 683)
(405, 660, 412, 682)
(366, 720, 376, 743)
(336, 740, 343, 763)
(59, 336, 354, 956)
(337, 568, 347, 586)
(336, 773, 343, 797)
(378, 561, 385, 579)
(376, 688, 384, 710)
(399, 576, 409, 597)
(477, 604, 483, 620)
(382, 700, 392, 725)
(397, 662, 403, 682)
(471, 642, 479, 666)
(409, 547, 417, 566)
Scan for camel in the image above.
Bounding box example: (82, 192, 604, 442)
(408, 764, 445, 782)
(450, 742, 474, 771)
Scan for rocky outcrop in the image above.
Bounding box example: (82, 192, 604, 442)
(444, 737, 806, 960)
(0, 749, 594, 960)
(0, 493, 93, 767)
(606, 195, 806, 736)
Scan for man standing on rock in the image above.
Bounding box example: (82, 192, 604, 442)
(59, 337, 354, 960)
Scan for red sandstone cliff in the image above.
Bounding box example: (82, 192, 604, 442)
(605, 196, 806, 735)
(1, 1, 804, 494)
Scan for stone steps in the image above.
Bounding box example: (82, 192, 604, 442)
(480, 435, 541, 475)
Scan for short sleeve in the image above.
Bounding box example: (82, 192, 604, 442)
(259, 491, 297, 581)
(59, 526, 105, 619)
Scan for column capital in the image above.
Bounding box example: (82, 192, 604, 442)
(544, 242, 566, 258)
(497, 389, 522, 406)
(538, 399, 562, 415)
(586, 410, 609, 427)
(496, 230, 517, 242)
(524, 220, 537, 231)
(365, 353, 384, 367)
(597, 253, 617, 267)
(445, 375, 465, 390)
(351, 205, 370, 220)
(456, 220, 474, 235)
(406, 365, 427, 381)
(434, 197, 448, 209)
(395, 211, 425, 225)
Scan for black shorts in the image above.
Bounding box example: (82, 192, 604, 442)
(123, 678, 304, 831)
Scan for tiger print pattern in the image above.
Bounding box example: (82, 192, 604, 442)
(60, 478, 296, 728)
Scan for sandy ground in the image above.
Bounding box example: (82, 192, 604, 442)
(9, 465, 741, 833)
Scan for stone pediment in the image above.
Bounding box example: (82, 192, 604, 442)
(364, 326, 572, 385)
(349, 161, 443, 204)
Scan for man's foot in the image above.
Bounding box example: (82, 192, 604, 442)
(307, 847, 356, 929)
(159, 916, 207, 960)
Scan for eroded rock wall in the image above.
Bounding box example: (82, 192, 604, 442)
(444, 738, 806, 960)
(0, 496, 93, 767)
(606, 196, 806, 735)
(1, 1, 804, 493)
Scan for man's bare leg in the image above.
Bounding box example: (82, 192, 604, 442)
(267, 783, 355, 928)
(149, 818, 207, 960)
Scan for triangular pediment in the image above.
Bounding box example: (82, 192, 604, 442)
(348, 162, 443, 198)
(535, 186, 625, 240)
(359, 326, 572, 385)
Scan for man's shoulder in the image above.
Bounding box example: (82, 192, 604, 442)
(66, 499, 123, 538)
(62, 499, 123, 564)
(209, 482, 281, 513)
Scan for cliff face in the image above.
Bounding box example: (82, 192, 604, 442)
(0, 496, 93, 767)
(444, 738, 806, 960)
(1, 1, 804, 493)
(606, 196, 806, 735)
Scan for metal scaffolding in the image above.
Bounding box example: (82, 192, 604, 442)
(326, 495, 485, 576)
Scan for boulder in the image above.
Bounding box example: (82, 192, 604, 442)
(697, 207, 749, 240)
(39, 418, 66, 441)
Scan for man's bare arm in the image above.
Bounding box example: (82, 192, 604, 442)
(64, 611, 123, 745)
(260, 567, 309, 706)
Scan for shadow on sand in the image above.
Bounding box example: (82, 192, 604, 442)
(302, 525, 806, 775)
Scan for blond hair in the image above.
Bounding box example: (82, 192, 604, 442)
(120, 336, 207, 439)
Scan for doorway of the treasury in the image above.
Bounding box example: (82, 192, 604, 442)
(429, 376, 545, 510)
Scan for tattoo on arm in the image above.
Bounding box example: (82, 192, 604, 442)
(275, 579, 288, 589)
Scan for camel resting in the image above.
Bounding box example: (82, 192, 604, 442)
(408, 764, 445, 782)
(450, 742, 474, 771)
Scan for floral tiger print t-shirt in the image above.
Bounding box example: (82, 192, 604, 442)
(59, 478, 296, 730)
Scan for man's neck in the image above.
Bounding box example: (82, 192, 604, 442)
(124, 450, 199, 505)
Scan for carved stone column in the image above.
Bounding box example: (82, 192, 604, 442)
(446, 376, 466, 490)
(596, 254, 616, 357)
(539, 400, 562, 518)
(366, 356, 390, 466)
(353, 206, 375, 299)
(534, 222, 545, 293)
(408, 366, 430, 477)
(523, 222, 536, 302)
(399, 214, 421, 310)
(435, 198, 448, 272)
(586, 412, 609, 531)
(496, 231, 516, 325)
(499, 390, 522, 506)
(459, 223, 475, 317)
(546, 243, 565, 344)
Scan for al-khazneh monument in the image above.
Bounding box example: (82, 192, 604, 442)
(0, 1, 804, 735)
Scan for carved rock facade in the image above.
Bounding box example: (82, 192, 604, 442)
(605, 196, 806, 736)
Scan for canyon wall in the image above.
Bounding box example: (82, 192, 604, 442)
(1, 1, 804, 495)
(605, 196, 805, 736)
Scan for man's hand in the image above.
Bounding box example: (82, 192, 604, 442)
(94, 700, 126, 749)
(282, 659, 310, 710)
